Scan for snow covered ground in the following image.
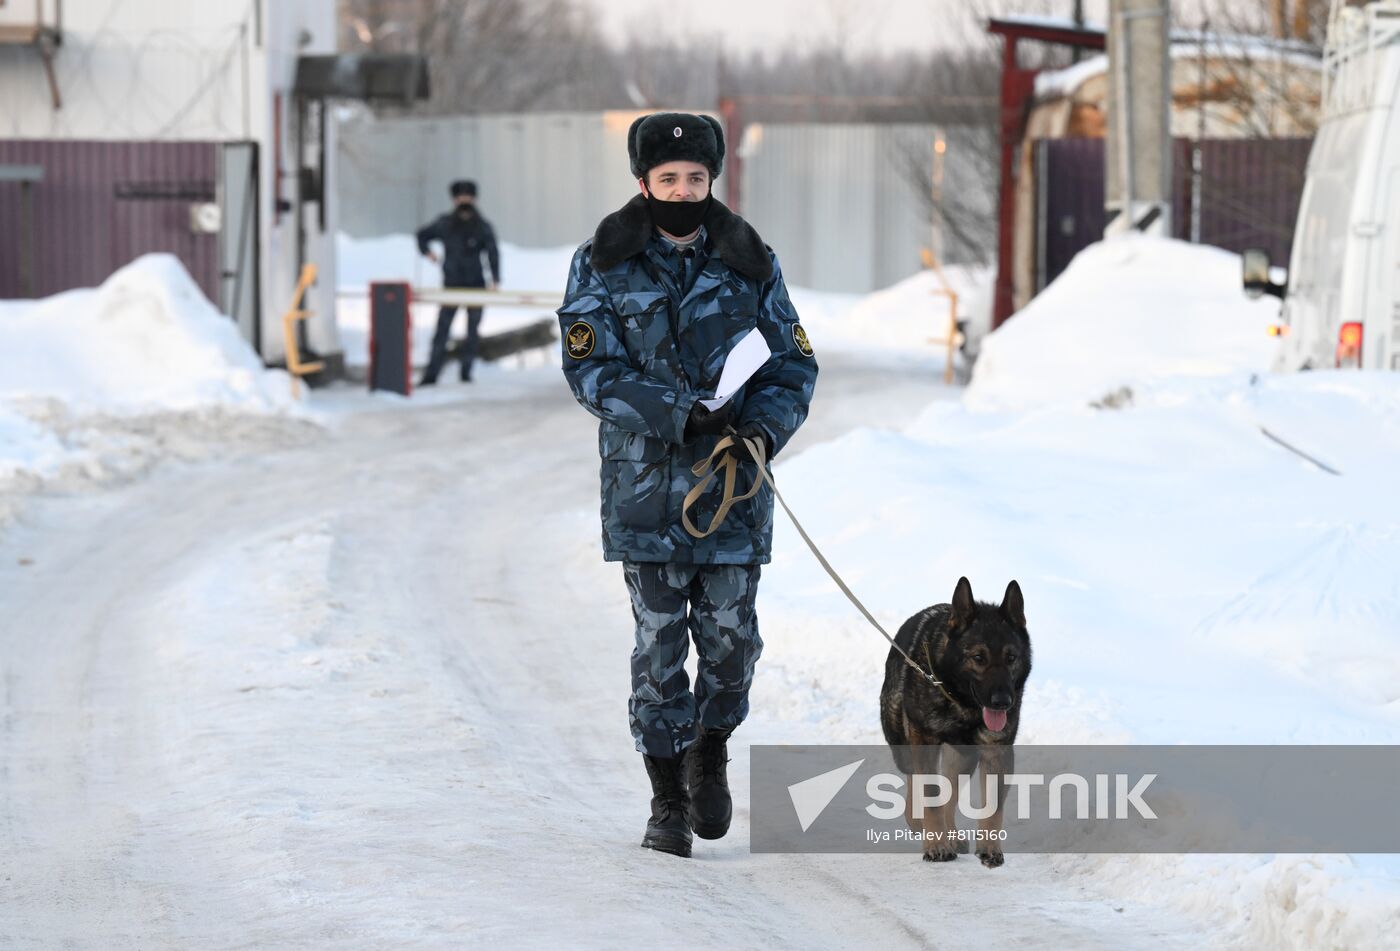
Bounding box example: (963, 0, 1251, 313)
(0, 255, 316, 520)
(760, 237, 1400, 949)
(1, 235, 1396, 948)
(966, 237, 1280, 411)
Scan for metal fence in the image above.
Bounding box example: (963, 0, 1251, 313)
(1193, 138, 1312, 258)
(1036, 136, 1312, 292)
(336, 111, 644, 257)
(738, 123, 992, 293)
(0, 139, 221, 300)
(336, 112, 989, 294)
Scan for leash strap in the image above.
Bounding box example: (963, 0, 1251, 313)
(680, 434, 765, 538)
(681, 429, 944, 690)
(1257, 425, 1342, 476)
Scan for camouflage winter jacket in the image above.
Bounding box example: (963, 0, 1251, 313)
(558, 194, 818, 564)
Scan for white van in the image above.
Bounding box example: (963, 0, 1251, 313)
(1244, 0, 1400, 371)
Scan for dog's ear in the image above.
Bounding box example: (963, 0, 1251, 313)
(951, 576, 975, 629)
(1000, 580, 1026, 629)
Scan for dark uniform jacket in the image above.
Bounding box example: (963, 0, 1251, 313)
(416, 208, 501, 288)
(558, 194, 818, 565)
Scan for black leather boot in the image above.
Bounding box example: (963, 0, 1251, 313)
(685, 726, 734, 840)
(641, 754, 692, 858)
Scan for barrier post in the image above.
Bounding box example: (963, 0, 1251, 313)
(281, 263, 324, 399)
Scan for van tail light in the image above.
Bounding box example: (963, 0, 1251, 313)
(1336, 322, 1363, 368)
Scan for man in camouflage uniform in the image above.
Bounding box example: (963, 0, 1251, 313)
(558, 112, 818, 858)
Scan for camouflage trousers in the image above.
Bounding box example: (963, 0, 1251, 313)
(622, 561, 764, 759)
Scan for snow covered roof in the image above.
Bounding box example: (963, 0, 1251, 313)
(1034, 34, 1324, 100)
(989, 13, 1106, 34)
(1035, 54, 1112, 100)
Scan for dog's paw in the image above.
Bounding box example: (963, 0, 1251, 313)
(922, 843, 958, 863)
(976, 846, 1005, 868)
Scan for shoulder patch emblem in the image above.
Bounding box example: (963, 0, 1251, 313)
(566, 321, 596, 359)
(792, 323, 814, 357)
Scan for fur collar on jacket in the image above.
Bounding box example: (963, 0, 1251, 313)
(589, 193, 773, 282)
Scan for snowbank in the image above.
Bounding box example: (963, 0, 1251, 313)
(791, 265, 992, 362)
(761, 371, 1400, 946)
(0, 255, 307, 497)
(0, 404, 67, 482)
(966, 236, 1280, 411)
(0, 254, 294, 414)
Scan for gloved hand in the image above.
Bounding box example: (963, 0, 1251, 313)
(684, 400, 736, 441)
(730, 421, 772, 460)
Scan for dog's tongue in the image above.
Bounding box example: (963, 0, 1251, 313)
(982, 707, 1008, 733)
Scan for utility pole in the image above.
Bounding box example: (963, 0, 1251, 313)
(1105, 0, 1172, 239)
(1073, 0, 1086, 64)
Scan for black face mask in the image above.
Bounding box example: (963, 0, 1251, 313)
(646, 190, 711, 237)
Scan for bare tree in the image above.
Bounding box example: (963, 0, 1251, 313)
(1158, 0, 1323, 254)
(888, 0, 1075, 266)
(886, 0, 1328, 265)
(1174, 0, 1326, 139)
(331, 0, 1089, 265)
(339, 0, 614, 113)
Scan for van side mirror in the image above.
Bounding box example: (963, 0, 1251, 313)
(1242, 248, 1286, 300)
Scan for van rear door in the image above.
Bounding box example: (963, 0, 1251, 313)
(1387, 167, 1400, 369)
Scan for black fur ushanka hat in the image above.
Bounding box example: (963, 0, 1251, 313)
(627, 112, 725, 180)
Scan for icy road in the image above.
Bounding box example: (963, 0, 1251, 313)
(0, 354, 1209, 949)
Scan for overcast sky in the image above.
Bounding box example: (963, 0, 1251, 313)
(582, 0, 1120, 56)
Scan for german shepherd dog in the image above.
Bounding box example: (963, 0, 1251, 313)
(880, 577, 1031, 867)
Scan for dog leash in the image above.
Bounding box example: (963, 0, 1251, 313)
(1257, 425, 1342, 476)
(681, 429, 947, 693)
(680, 433, 765, 538)
(923, 641, 966, 710)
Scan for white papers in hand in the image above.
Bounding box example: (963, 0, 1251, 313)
(698, 327, 771, 410)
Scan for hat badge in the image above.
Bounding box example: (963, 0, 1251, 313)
(673, 126, 682, 137)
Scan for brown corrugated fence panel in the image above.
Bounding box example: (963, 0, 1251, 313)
(1037, 136, 1312, 290)
(0, 139, 220, 302)
(1197, 137, 1312, 266)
